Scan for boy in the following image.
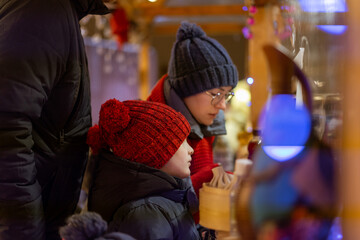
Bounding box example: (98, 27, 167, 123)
(86, 99, 200, 240)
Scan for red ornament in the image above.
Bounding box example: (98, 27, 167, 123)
(247, 17, 255, 25)
(249, 5, 257, 14)
(110, 8, 129, 49)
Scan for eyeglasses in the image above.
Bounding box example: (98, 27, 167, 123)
(205, 91, 235, 105)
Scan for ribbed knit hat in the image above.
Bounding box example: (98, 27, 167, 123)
(87, 99, 191, 169)
(168, 21, 239, 98)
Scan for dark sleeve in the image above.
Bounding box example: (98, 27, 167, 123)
(0, 0, 68, 238)
(110, 204, 174, 240)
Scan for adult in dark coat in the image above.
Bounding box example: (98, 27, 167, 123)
(0, 0, 109, 239)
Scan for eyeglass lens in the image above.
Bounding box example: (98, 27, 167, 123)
(212, 92, 234, 104)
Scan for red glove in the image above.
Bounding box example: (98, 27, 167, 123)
(190, 163, 219, 197)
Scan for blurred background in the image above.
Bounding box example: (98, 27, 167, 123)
(80, 0, 360, 238)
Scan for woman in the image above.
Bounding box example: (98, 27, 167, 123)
(147, 21, 239, 197)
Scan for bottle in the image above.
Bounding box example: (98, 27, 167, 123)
(247, 129, 262, 161)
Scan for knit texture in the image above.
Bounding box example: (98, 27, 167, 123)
(87, 99, 190, 169)
(168, 21, 239, 98)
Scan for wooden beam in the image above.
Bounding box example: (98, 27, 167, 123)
(248, 5, 280, 130)
(137, 0, 167, 8)
(139, 41, 151, 100)
(153, 22, 245, 35)
(341, 0, 360, 238)
(139, 5, 247, 17)
(254, 0, 277, 6)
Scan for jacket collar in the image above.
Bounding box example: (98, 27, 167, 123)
(101, 150, 184, 203)
(163, 76, 226, 139)
(103, 151, 198, 212)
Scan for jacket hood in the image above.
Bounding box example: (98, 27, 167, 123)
(73, 0, 110, 19)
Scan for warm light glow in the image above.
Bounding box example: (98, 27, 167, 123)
(263, 146, 305, 162)
(235, 88, 251, 103)
(148, 0, 157, 2)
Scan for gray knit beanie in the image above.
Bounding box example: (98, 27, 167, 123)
(168, 21, 239, 98)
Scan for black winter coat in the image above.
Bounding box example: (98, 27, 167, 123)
(88, 151, 201, 240)
(0, 0, 108, 239)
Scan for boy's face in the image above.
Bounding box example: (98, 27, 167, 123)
(160, 140, 193, 179)
(183, 86, 232, 126)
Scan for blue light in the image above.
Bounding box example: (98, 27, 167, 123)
(299, 1, 348, 35)
(299, 0, 347, 12)
(263, 146, 305, 162)
(317, 25, 347, 35)
(247, 77, 254, 85)
(242, 6, 248, 11)
(259, 94, 311, 161)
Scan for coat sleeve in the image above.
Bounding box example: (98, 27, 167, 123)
(188, 137, 218, 196)
(0, 1, 68, 238)
(110, 203, 174, 240)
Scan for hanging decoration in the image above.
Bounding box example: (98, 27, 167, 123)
(242, 1, 256, 39)
(273, 2, 296, 40)
(110, 8, 130, 49)
(242, 0, 297, 41)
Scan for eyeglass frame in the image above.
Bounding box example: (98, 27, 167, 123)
(205, 90, 235, 105)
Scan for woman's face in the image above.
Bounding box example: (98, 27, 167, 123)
(160, 140, 194, 179)
(183, 86, 233, 126)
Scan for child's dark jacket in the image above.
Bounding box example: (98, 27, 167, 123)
(88, 150, 201, 240)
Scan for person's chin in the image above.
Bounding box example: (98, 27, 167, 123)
(204, 119, 214, 126)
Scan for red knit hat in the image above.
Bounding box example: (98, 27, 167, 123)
(87, 99, 191, 169)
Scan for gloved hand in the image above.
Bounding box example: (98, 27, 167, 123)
(191, 163, 219, 197)
(191, 163, 219, 225)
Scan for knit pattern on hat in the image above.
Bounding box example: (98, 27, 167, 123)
(87, 99, 191, 169)
(168, 22, 239, 98)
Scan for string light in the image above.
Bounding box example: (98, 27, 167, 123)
(242, 0, 296, 41)
(242, 1, 256, 39)
(246, 77, 254, 85)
